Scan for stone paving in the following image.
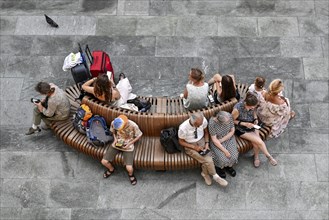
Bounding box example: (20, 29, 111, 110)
(0, 0, 328, 219)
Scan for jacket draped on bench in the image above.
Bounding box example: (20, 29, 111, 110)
(51, 84, 270, 170)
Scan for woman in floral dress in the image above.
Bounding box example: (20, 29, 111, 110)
(257, 79, 295, 138)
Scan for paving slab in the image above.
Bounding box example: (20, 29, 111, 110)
(281, 37, 324, 58)
(175, 16, 218, 37)
(292, 80, 329, 103)
(245, 180, 289, 210)
(258, 17, 299, 37)
(98, 180, 196, 209)
(309, 103, 329, 128)
(268, 154, 317, 181)
(315, 154, 329, 182)
(78, 0, 117, 15)
(30, 36, 75, 56)
(1, 178, 50, 208)
(15, 16, 96, 36)
(48, 179, 100, 208)
(20, 208, 71, 220)
(238, 37, 281, 57)
(0, 78, 23, 101)
(96, 16, 137, 36)
(0, 35, 34, 56)
(299, 16, 329, 37)
(137, 16, 178, 36)
(303, 57, 329, 79)
(288, 128, 329, 153)
(0, 16, 17, 35)
(218, 17, 258, 37)
(274, 1, 314, 17)
(71, 208, 121, 220)
(118, 0, 149, 16)
(286, 181, 328, 210)
(161, 0, 237, 16)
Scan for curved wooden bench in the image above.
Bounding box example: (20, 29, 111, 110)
(51, 84, 270, 170)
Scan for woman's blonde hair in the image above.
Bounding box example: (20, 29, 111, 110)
(268, 79, 284, 96)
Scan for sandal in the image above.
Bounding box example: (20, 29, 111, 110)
(128, 173, 137, 185)
(103, 168, 115, 178)
(267, 155, 278, 166)
(254, 157, 260, 168)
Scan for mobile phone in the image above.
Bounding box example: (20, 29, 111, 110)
(253, 125, 261, 129)
(31, 98, 40, 104)
(199, 149, 210, 156)
(208, 94, 215, 103)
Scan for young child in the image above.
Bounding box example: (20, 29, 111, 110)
(248, 76, 266, 99)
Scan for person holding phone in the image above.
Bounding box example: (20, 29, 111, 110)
(178, 112, 228, 187)
(231, 92, 277, 168)
(26, 82, 70, 135)
(101, 115, 142, 185)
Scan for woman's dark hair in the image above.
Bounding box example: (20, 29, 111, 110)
(94, 74, 112, 102)
(255, 76, 266, 89)
(220, 75, 236, 101)
(244, 92, 258, 106)
(35, 82, 54, 95)
(190, 68, 204, 82)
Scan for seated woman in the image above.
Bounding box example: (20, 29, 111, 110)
(208, 73, 240, 103)
(232, 92, 277, 168)
(182, 68, 209, 111)
(248, 76, 266, 100)
(82, 73, 136, 107)
(208, 111, 239, 178)
(257, 79, 295, 138)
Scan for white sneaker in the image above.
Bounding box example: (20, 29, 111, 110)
(213, 175, 228, 187)
(201, 172, 212, 186)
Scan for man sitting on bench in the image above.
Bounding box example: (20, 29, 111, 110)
(178, 112, 228, 187)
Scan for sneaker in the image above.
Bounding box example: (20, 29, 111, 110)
(213, 175, 228, 187)
(201, 172, 212, 186)
(25, 127, 41, 135)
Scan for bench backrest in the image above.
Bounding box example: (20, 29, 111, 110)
(81, 83, 248, 137)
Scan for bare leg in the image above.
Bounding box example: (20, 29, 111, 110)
(240, 132, 271, 157)
(101, 159, 115, 172)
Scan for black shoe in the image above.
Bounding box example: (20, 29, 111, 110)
(45, 14, 59, 28)
(215, 166, 226, 179)
(225, 167, 236, 177)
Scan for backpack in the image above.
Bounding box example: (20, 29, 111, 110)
(160, 127, 182, 154)
(73, 104, 93, 134)
(127, 98, 151, 112)
(86, 115, 113, 147)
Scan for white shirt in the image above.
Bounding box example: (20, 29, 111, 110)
(178, 117, 208, 143)
(248, 84, 263, 100)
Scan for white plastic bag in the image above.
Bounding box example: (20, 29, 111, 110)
(62, 52, 83, 71)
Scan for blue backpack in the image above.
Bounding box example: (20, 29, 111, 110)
(86, 115, 113, 147)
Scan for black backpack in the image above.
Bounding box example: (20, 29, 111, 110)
(127, 98, 151, 112)
(160, 127, 182, 154)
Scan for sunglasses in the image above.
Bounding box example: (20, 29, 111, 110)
(194, 127, 198, 139)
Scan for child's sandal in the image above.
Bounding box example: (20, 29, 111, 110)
(128, 173, 137, 185)
(103, 168, 115, 178)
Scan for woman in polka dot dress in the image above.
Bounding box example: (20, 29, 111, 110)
(208, 111, 239, 178)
